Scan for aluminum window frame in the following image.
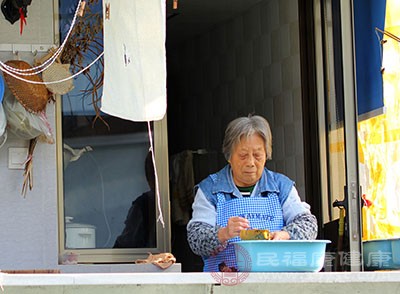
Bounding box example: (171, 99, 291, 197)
(56, 95, 171, 264)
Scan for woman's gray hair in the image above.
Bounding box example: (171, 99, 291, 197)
(222, 115, 272, 161)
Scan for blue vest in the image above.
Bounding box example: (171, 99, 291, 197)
(197, 165, 294, 272)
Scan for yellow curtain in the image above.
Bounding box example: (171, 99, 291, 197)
(359, 0, 400, 240)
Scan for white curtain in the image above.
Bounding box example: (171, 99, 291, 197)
(101, 0, 166, 122)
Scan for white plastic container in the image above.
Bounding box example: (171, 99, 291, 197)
(65, 217, 96, 249)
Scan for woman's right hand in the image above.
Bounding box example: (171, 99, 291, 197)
(218, 216, 250, 243)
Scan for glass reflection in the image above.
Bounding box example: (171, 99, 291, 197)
(113, 152, 156, 248)
(63, 118, 156, 249)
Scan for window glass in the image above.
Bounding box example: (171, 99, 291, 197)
(58, 0, 161, 257)
(62, 119, 156, 250)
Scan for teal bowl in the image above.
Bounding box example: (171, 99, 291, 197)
(233, 240, 331, 272)
(363, 238, 400, 270)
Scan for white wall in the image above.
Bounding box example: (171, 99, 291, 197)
(0, 0, 59, 270)
(0, 0, 54, 45)
(0, 104, 58, 270)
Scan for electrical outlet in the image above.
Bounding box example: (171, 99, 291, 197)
(8, 147, 28, 170)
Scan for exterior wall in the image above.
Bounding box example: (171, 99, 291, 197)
(0, 1, 59, 270)
(0, 104, 58, 270)
(167, 0, 306, 198)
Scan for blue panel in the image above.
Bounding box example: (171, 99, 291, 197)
(354, 0, 386, 116)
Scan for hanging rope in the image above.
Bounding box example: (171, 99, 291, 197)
(0, 51, 104, 85)
(376, 27, 400, 43)
(375, 27, 400, 74)
(147, 121, 165, 228)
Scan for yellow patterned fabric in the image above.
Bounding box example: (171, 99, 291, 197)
(358, 0, 400, 240)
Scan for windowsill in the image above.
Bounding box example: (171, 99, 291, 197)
(57, 263, 182, 273)
(1, 271, 400, 286)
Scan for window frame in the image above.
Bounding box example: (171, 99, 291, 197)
(56, 95, 171, 263)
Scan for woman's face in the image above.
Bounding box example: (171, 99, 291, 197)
(229, 133, 267, 187)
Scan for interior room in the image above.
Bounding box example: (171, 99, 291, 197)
(165, 0, 306, 271)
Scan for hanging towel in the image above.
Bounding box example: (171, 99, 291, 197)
(101, 0, 167, 122)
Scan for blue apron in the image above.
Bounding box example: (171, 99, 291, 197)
(203, 192, 284, 272)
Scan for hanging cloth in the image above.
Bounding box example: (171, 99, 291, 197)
(101, 0, 167, 122)
(1, 0, 32, 34)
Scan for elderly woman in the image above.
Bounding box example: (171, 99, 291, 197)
(187, 115, 318, 272)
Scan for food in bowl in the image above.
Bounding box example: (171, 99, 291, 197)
(233, 240, 331, 272)
(240, 229, 271, 240)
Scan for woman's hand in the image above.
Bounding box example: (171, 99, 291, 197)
(218, 216, 250, 243)
(270, 230, 290, 240)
